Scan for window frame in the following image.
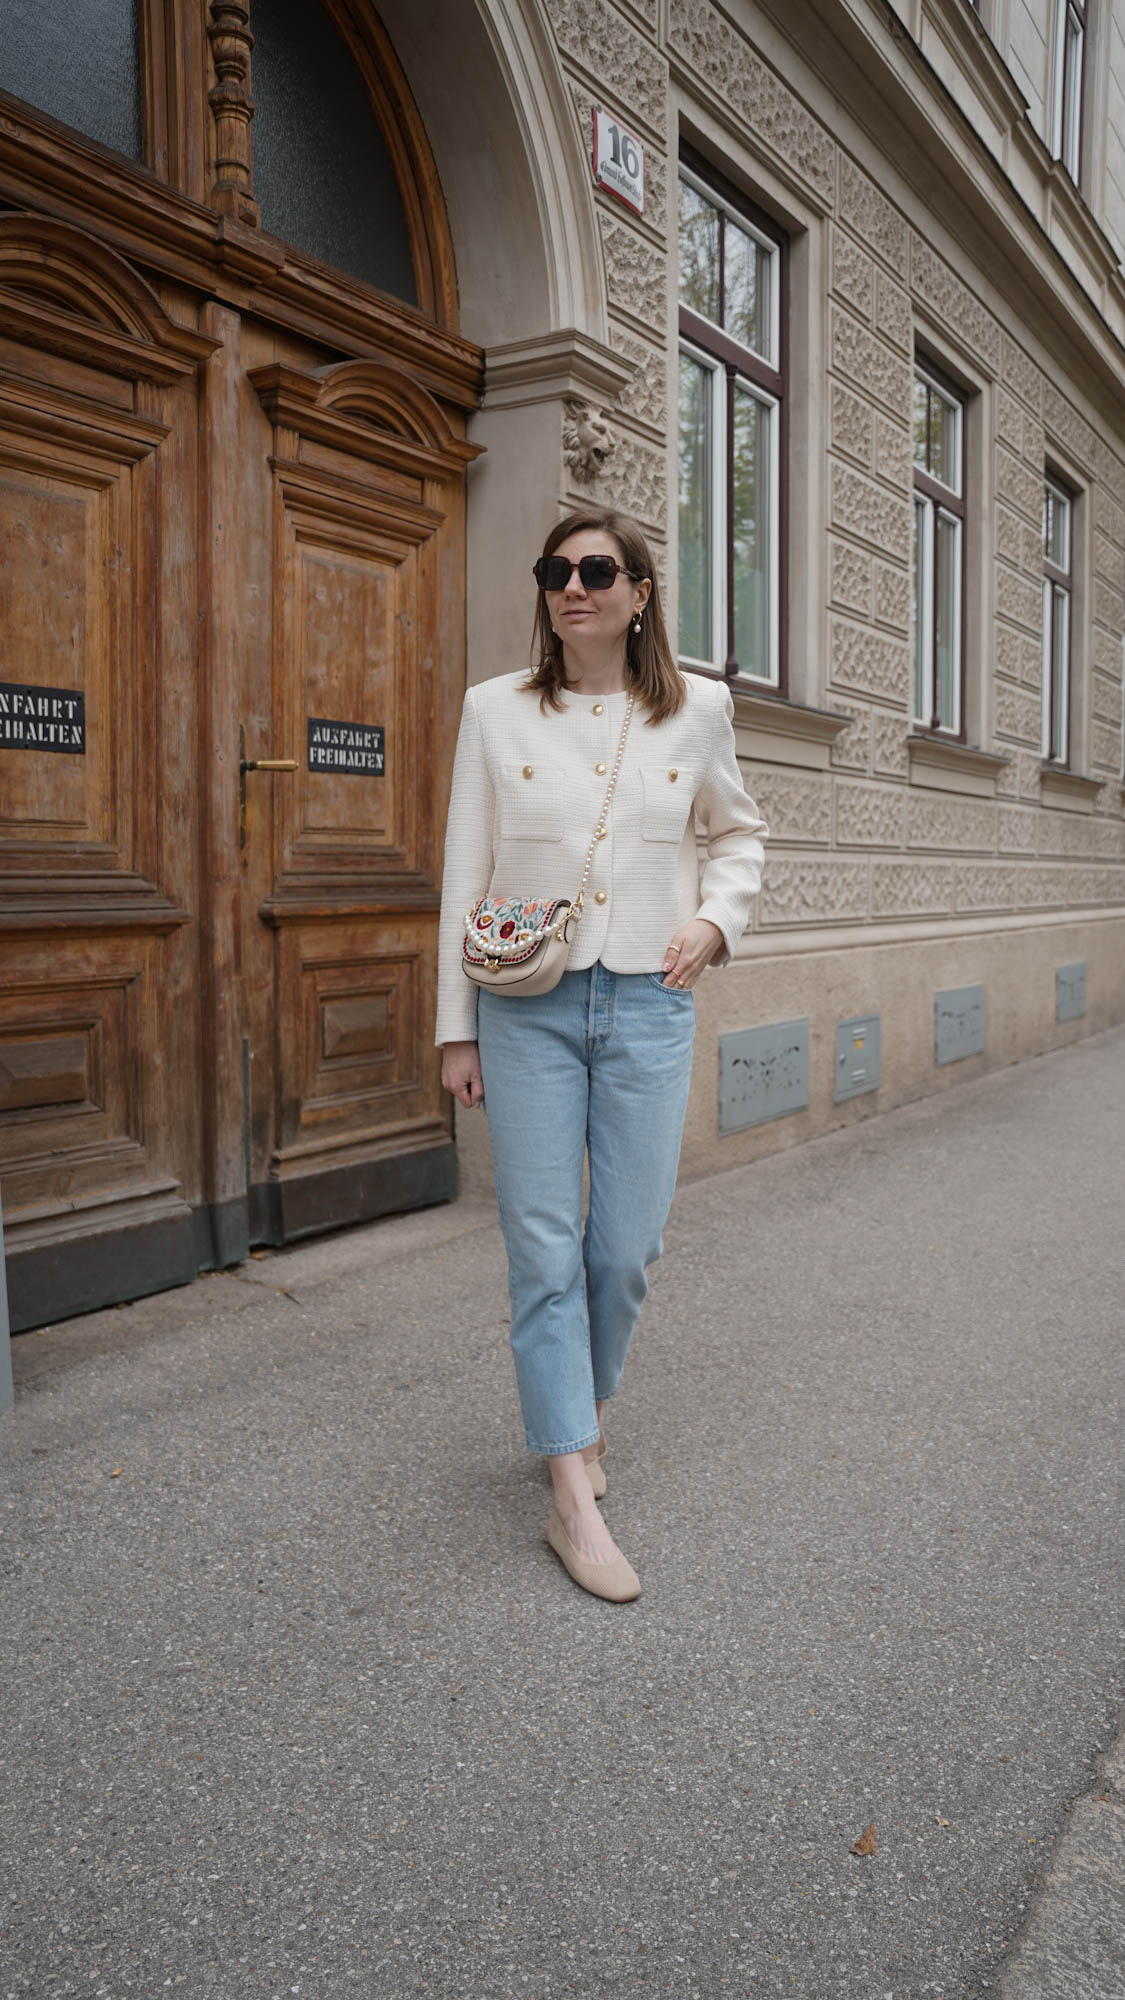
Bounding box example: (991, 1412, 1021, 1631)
(676, 147, 788, 689)
(1042, 470, 1075, 765)
(911, 357, 967, 740)
(1052, 0, 1088, 183)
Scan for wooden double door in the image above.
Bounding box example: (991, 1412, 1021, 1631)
(0, 10, 479, 1330)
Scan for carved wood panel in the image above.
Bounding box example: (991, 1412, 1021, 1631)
(272, 484, 433, 878)
(0, 10, 484, 1318)
(241, 343, 477, 1228)
(279, 919, 436, 1153)
(0, 217, 204, 1317)
(0, 417, 149, 880)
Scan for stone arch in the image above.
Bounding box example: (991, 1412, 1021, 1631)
(372, 0, 634, 679)
(373, 0, 608, 347)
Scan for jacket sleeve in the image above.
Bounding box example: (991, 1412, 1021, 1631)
(434, 687, 497, 1046)
(692, 683, 769, 967)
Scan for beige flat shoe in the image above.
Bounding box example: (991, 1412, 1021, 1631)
(546, 1507, 641, 1602)
(582, 1439, 607, 1499)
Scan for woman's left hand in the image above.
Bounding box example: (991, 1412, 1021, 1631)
(659, 918, 725, 990)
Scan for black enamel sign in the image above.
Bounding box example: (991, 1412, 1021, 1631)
(0, 682, 85, 753)
(307, 717, 385, 775)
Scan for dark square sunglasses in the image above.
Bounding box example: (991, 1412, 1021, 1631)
(533, 554, 640, 592)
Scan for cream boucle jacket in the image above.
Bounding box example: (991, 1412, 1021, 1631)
(435, 669, 769, 1046)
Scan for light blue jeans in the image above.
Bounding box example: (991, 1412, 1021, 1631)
(476, 962, 696, 1455)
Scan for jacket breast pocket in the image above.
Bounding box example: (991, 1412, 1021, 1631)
(499, 762, 566, 843)
(640, 765, 696, 843)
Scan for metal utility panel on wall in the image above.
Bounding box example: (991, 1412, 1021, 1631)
(835, 1014, 881, 1101)
(1056, 962, 1087, 1022)
(718, 1020, 809, 1134)
(935, 985, 985, 1066)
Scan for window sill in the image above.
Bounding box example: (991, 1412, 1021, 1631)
(907, 734, 1010, 797)
(728, 686, 854, 770)
(1039, 764, 1102, 812)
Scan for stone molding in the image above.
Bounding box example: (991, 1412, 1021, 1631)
(1039, 767, 1103, 813)
(907, 735, 1011, 798)
(731, 902, 1125, 958)
(910, 236, 1001, 375)
(729, 687, 854, 771)
(598, 212, 667, 331)
(545, 0, 667, 137)
(666, 0, 836, 209)
(480, 330, 635, 411)
(451, 0, 622, 342)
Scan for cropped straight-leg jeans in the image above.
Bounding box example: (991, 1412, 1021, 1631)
(476, 963, 696, 1455)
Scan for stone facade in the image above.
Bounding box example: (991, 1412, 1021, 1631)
(450, 0, 1125, 1185)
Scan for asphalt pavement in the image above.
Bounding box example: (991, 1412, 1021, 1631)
(2, 1025, 1124, 1999)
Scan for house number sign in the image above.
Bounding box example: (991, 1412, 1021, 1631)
(592, 107, 644, 216)
(0, 681, 85, 752)
(307, 717, 384, 775)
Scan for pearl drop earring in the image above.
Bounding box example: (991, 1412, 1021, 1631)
(632, 611, 643, 635)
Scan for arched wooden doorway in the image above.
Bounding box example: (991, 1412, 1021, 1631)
(0, 1, 482, 1329)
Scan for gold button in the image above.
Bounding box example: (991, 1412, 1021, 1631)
(594, 890, 607, 904)
(595, 762, 607, 775)
(522, 765, 533, 778)
(669, 768, 678, 781)
(592, 702, 604, 715)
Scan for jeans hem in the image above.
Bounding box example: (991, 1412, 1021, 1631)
(525, 1427, 603, 1458)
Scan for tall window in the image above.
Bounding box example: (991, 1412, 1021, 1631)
(1043, 475, 1074, 764)
(253, 0, 417, 301)
(912, 364, 965, 735)
(1052, 0, 1086, 182)
(0, 0, 142, 160)
(677, 161, 785, 684)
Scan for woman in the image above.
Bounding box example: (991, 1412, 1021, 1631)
(436, 507, 768, 1602)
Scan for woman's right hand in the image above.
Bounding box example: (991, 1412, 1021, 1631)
(441, 1040, 485, 1109)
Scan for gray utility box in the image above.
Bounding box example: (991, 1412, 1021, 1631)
(935, 984, 985, 1065)
(1056, 962, 1087, 1022)
(835, 1014, 881, 1102)
(718, 1019, 809, 1134)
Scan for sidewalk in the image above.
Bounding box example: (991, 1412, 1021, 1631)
(3, 1027, 1124, 1999)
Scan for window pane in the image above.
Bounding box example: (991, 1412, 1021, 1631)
(0, 0, 141, 159)
(1045, 484, 1071, 570)
(678, 353, 713, 661)
(1063, 12, 1083, 178)
(912, 378, 930, 470)
(1051, 585, 1070, 759)
(935, 510, 960, 729)
(928, 387, 960, 492)
(732, 386, 771, 677)
(253, 0, 417, 301)
(678, 179, 720, 323)
(913, 495, 929, 720)
(725, 221, 771, 360)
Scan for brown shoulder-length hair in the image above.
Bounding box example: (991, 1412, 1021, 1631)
(521, 506, 687, 724)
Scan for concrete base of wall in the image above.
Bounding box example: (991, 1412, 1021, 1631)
(452, 912, 1125, 1196)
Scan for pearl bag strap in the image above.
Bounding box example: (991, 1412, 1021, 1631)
(571, 691, 636, 921)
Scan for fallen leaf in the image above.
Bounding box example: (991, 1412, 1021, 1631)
(936, 1814, 950, 1827)
(110, 1468, 123, 1479)
(849, 1822, 877, 1857)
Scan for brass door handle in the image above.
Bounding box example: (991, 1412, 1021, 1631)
(239, 726, 299, 847)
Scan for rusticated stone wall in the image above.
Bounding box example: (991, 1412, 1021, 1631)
(543, 0, 670, 553)
(536, 0, 1125, 940)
